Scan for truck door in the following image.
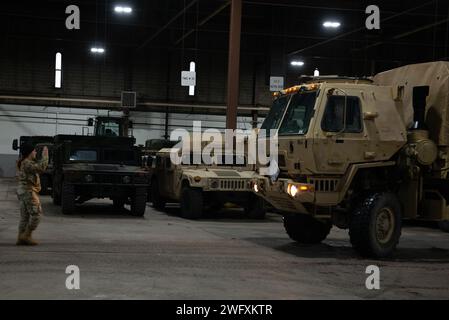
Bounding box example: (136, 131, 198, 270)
(314, 89, 368, 174)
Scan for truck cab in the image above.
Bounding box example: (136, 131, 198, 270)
(253, 64, 449, 258)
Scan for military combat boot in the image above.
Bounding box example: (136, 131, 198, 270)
(16, 232, 28, 246)
(23, 228, 38, 246)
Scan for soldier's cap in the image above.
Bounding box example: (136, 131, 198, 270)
(20, 143, 36, 158)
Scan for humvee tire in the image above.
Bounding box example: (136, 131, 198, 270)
(439, 220, 449, 233)
(61, 182, 76, 215)
(131, 188, 147, 217)
(180, 186, 203, 220)
(113, 199, 125, 210)
(52, 181, 61, 205)
(349, 193, 402, 258)
(283, 214, 332, 244)
(40, 175, 49, 195)
(244, 195, 266, 220)
(151, 178, 166, 210)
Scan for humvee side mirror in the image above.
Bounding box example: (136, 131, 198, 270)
(128, 121, 133, 129)
(87, 118, 94, 127)
(12, 139, 19, 151)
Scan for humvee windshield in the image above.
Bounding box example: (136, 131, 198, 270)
(70, 150, 98, 162)
(180, 153, 246, 166)
(261, 91, 317, 135)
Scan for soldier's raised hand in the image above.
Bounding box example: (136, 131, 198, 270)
(42, 146, 49, 158)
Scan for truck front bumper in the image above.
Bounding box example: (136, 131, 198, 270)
(252, 177, 315, 214)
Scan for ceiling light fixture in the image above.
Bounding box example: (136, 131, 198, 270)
(323, 21, 341, 28)
(90, 47, 105, 54)
(291, 61, 305, 67)
(114, 6, 133, 14)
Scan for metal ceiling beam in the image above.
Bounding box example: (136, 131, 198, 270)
(287, 0, 437, 56)
(137, 0, 199, 50)
(362, 16, 449, 50)
(243, 0, 446, 18)
(174, 1, 231, 45)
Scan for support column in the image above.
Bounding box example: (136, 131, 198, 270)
(226, 0, 242, 130)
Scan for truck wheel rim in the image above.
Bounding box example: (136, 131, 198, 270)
(376, 207, 395, 245)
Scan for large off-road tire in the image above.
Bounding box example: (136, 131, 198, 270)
(283, 214, 332, 244)
(40, 175, 49, 195)
(151, 179, 166, 210)
(61, 183, 76, 215)
(439, 220, 449, 233)
(52, 180, 61, 205)
(131, 188, 147, 217)
(113, 199, 125, 210)
(349, 193, 402, 258)
(180, 187, 203, 220)
(244, 195, 267, 220)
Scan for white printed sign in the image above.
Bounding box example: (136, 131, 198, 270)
(270, 76, 284, 92)
(181, 71, 196, 87)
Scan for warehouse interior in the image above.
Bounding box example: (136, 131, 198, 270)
(1, 0, 449, 301)
(2, 0, 449, 176)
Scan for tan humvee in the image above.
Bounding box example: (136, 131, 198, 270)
(253, 61, 449, 258)
(149, 147, 266, 220)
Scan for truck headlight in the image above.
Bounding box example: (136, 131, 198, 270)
(287, 184, 298, 197)
(85, 175, 93, 183)
(122, 176, 131, 184)
(287, 183, 313, 197)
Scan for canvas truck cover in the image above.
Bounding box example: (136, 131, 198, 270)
(374, 61, 449, 146)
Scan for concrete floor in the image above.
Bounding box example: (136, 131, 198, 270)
(0, 178, 449, 300)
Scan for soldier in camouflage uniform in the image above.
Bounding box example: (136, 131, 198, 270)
(16, 143, 48, 246)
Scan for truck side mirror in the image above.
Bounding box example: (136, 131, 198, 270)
(128, 121, 133, 129)
(87, 118, 94, 127)
(12, 139, 19, 151)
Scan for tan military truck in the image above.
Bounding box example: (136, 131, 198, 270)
(150, 148, 266, 220)
(252, 62, 449, 258)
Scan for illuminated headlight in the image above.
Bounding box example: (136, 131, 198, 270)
(85, 175, 93, 183)
(122, 176, 131, 184)
(287, 184, 298, 197)
(253, 183, 260, 193)
(287, 183, 313, 197)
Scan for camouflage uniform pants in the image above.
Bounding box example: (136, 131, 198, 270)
(17, 191, 42, 234)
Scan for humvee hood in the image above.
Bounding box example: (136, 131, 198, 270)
(63, 163, 144, 173)
(183, 168, 257, 179)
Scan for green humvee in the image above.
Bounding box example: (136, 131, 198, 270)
(51, 134, 149, 216)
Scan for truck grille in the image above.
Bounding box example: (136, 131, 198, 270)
(219, 179, 247, 190)
(92, 174, 124, 184)
(309, 178, 339, 192)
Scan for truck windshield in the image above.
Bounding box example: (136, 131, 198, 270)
(261, 96, 291, 133)
(103, 149, 137, 165)
(96, 120, 121, 137)
(278, 91, 317, 135)
(70, 150, 97, 162)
